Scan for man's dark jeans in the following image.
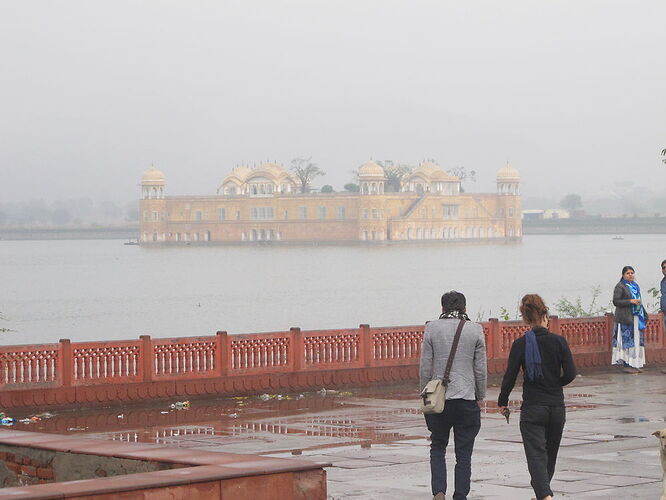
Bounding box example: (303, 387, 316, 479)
(424, 399, 481, 500)
(519, 405, 566, 500)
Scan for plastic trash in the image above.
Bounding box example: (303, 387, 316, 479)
(19, 418, 32, 425)
(258, 394, 271, 401)
(169, 401, 191, 410)
(318, 388, 338, 396)
(1, 417, 15, 426)
(117, 414, 124, 419)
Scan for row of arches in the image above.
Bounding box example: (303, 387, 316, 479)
(241, 230, 281, 241)
(392, 226, 500, 241)
(498, 183, 519, 195)
(141, 186, 164, 200)
(360, 182, 385, 195)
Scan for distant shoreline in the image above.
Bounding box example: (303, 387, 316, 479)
(1, 217, 665, 241)
(0, 225, 138, 241)
(523, 216, 666, 235)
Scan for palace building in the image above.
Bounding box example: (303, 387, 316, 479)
(138, 160, 521, 244)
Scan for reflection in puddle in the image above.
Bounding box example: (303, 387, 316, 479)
(10, 384, 604, 453)
(617, 417, 666, 423)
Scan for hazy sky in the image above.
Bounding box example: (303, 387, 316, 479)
(1, 0, 665, 204)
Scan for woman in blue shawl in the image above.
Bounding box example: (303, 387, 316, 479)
(612, 265, 647, 373)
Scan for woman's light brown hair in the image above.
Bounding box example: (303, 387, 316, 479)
(520, 294, 549, 327)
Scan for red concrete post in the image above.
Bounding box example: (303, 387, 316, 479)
(549, 315, 560, 334)
(604, 312, 615, 347)
(216, 331, 229, 376)
(485, 319, 496, 361)
(58, 339, 72, 387)
(488, 318, 501, 359)
(291, 327, 304, 371)
(139, 335, 153, 382)
(359, 324, 372, 367)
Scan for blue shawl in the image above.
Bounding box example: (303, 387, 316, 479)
(623, 280, 647, 331)
(524, 329, 543, 381)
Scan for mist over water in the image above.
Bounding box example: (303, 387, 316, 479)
(1, 235, 665, 345)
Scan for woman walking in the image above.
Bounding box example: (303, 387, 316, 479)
(498, 294, 577, 500)
(612, 265, 647, 373)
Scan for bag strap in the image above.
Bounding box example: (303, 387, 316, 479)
(442, 319, 465, 385)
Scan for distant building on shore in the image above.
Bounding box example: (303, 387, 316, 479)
(138, 160, 521, 244)
(522, 208, 570, 221)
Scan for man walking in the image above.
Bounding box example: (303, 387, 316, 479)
(419, 291, 487, 500)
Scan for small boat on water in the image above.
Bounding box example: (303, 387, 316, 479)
(123, 239, 139, 246)
(612, 235, 624, 240)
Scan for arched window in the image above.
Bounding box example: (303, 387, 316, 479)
(251, 229, 257, 241)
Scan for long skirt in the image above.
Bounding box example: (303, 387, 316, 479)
(611, 316, 645, 369)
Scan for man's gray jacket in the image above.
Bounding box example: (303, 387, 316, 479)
(419, 318, 487, 401)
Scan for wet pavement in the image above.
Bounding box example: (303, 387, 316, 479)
(6, 368, 666, 499)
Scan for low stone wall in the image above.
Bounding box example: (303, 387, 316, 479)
(0, 444, 179, 487)
(0, 313, 664, 411)
(0, 429, 328, 499)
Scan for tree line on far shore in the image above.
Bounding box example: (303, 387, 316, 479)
(0, 198, 138, 228)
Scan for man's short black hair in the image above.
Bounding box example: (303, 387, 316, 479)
(441, 290, 466, 313)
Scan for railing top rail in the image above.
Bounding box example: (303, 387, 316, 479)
(368, 325, 425, 332)
(71, 339, 142, 349)
(151, 336, 217, 344)
(0, 343, 60, 353)
(301, 328, 362, 337)
(558, 316, 607, 323)
(230, 331, 292, 340)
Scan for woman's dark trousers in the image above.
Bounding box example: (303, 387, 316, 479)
(519, 405, 566, 499)
(424, 399, 481, 500)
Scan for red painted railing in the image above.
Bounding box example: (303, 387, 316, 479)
(0, 344, 60, 387)
(0, 313, 664, 391)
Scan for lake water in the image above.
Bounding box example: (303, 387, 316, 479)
(2, 235, 665, 345)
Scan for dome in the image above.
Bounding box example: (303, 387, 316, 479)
(141, 166, 165, 184)
(229, 165, 252, 179)
(358, 160, 386, 178)
(497, 163, 520, 182)
(249, 162, 290, 180)
(417, 160, 440, 172)
(430, 169, 458, 182)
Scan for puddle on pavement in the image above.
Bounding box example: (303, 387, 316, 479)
(4, 383, 602, 453)
(617, 416, 666, 423)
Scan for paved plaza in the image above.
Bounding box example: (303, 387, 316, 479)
(12, 367, 666, 499)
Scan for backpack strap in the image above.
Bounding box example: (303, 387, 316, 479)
(442, 319, 465, 385)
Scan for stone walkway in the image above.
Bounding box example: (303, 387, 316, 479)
(267, 370, 665, 499)
(12, 368, 666, 499)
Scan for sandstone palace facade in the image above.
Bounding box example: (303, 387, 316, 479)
(138, 160, 521, 244)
